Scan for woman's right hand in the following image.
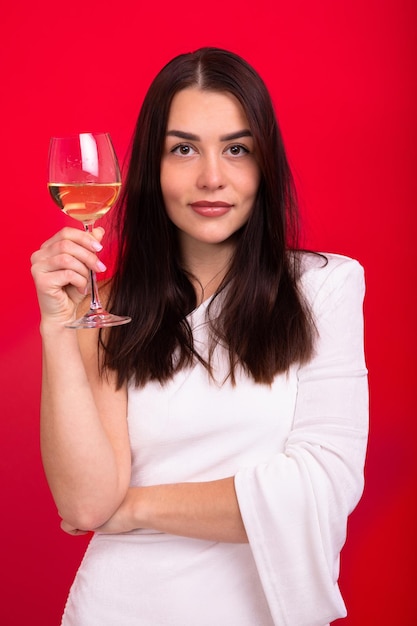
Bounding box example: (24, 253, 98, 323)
(30, 226, 107, 327)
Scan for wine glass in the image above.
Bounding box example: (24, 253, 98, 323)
(47, 132, 131, 329)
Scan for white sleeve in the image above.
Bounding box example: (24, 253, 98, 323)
(234, 255, 369, 626)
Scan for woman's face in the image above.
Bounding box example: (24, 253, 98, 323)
(160, 87, 260, 254)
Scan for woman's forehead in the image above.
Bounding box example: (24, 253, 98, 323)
(166, 88, 250, 135)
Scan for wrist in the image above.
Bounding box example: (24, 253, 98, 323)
(40, 319, 77, 340)
(128, 487, 152, 530)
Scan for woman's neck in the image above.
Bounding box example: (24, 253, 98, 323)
(180, 240, 235, 306)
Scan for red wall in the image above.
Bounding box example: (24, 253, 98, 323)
(1, 0, 416, 623)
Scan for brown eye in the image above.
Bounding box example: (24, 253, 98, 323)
(171, 144, 196, 156)
(227, 145, 249, 156)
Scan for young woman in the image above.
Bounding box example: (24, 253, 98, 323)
(31, 48, 368, 626)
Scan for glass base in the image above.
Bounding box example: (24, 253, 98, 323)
(65, 309, 132, 329)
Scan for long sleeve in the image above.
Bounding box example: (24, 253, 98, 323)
(234, 254, 369, 626)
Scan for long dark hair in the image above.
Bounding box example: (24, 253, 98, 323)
(103, 47, 316, 387)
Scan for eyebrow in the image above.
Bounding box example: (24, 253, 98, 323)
(166, 129, 253, 141)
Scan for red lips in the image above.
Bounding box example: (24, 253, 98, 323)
(190, 201, 233, 217)
(190, 201, 232, 207)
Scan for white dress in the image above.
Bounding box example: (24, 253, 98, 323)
(61, 253, 368, 626)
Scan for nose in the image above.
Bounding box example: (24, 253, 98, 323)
(196, 154, 226, 190)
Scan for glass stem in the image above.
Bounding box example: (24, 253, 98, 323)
(84, 223, 103, 312)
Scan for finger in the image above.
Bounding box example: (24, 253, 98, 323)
(39, 226, 105, 254)
(37, 268, 89, 296)
(47, 247, 107, 276)
(92, 226, 105, 244)
(33, 239, 107, 276)
(31, 249, 107, 315)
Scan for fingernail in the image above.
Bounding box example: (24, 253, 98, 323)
(91, 241, 103, 251)
(96, 260, 107, 272)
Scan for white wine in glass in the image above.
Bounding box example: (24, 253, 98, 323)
(48, 132, 131, 328)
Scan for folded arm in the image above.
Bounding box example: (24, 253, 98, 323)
(31, 227, 131, 530)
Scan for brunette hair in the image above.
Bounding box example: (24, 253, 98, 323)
(103, 47, 316, 386)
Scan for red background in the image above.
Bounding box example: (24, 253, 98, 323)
(1, 0, 416, 623)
